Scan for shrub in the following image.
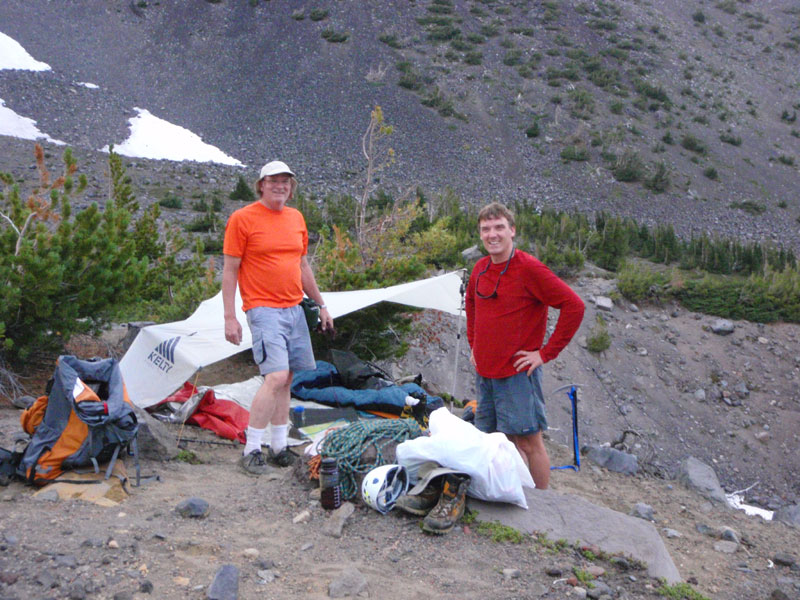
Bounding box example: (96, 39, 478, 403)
(777, 155, 795, 166)
(321, 28, 349, 43)
(681, 134, 707, 154)
(159, 193, 183, 209)
(464, 51, 483, 65)
(729, 200, 766, 215)
(693, 11, 706, 23)
(379, 33, 401, 48)
(586, 315, 611, 353)
(612, 150, 645, 182)
(525, 121, 541, 138)
(719, 132, 742, 146)
(309, 8, 329, 21)
(645, 162, 671, 192)
(609, 101, 624, 114)
(703, 166, 718, 180)
(617, 262, 669, 302)
(229, 175, 255, 202)
(561, 145, 589, 161)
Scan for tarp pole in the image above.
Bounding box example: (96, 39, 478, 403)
(451, 270, 467, 400)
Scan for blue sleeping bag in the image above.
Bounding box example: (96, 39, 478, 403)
(291, 361, 444, 415)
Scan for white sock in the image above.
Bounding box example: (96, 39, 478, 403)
(244, 426, 266, 455)
(270, 423, 289, 453)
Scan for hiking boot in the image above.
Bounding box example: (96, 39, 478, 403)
(267, 447, 295, 468)
(421, 473, 470, 535)
(239, 449, 269, 476)
(396, 482, 441, 516)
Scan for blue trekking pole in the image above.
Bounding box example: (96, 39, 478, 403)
(550, 384, 582, 471)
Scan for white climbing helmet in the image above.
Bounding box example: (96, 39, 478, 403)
(361, 464, 409, 514)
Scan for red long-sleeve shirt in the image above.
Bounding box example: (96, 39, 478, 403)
(466, 250, 585, 379)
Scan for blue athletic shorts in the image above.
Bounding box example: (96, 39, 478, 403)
(245, 304, 316, 375)
(474, 367, 548, 436)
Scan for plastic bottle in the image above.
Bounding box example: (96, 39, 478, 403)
(290, 406, 305, 428)
(319, 457, 342, 510)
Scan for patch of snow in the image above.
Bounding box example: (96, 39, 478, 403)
(77, 81, 99, 89)
(0, 98, 64, 144)
(102, 107, 243, 166)
(726, 493, 773, 521)
(0, 32, 51, 71)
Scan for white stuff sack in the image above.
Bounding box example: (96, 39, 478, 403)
(396, 407, 534, 509)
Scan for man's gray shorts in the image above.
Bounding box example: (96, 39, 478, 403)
(475, 368, 548, 436)
(246, 304, 316, 375)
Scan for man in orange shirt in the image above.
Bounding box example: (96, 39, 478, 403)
(222, 161, 333, 474)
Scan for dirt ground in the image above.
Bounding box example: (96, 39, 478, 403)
(1, 273, 799, 599)
(0, 404, 798, 599)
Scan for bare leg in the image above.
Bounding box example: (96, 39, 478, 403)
(248, 370, 293, 428)
(508, 431, 550, 490)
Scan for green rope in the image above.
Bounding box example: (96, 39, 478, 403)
(319, 419, 423, 500)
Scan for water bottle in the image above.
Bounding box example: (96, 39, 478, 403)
(290, 406, 305, 428)
(319, 457, 341, 510)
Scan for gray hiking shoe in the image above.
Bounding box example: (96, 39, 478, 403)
(239, 449, 269, 476)
(396, 482, 441, 516)
(267, 447, 295, 468)
(421, 473, 470, 535)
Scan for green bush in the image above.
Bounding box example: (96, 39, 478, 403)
(703, 166, 718, 180)
(729, 200, 766, 215)
(617, 262, 669, 302)
(645, 161, 670, 193)
(229, 175, 255, 202)
(0, 145, 216, 364)
(309, 8, 328, 21)
(586, 315, 611, 353)
(525, 121, 540, 138)
(719, 132, 742, 146)
(321, 28, 349, 43)
(612, 150, 645, 182)
(159, 193, 183, 209)
(681, 134, 707, 154)
(561, 145, 589, 161)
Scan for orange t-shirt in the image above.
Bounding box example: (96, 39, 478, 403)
(223, 202, 308, 311)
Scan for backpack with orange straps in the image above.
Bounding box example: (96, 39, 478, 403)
(18, 355, 139, 485)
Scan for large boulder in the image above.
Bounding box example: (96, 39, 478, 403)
(582, 445, 638, 475)
(677, 456, 728, 506)
(773, 503, 800, 529)
(469, 489, 681, 584)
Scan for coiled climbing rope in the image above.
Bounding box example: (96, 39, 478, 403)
(318, 419, 423, 500)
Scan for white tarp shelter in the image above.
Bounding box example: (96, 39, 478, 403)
(120, 272, 464, 408)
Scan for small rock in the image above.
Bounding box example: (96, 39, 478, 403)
(586, 565, 605, 577)
(176, 497, 210, 519)
(694, 389, 706, 401)
(630, 502, 654, 521)
(329, 567, 368, 598)
(301, 542, 314, 551)
(0, 572, 19, 585)
(35, 489, 60, 502)
(108, 539, 119, 549)
(545, 566, 563, 577)
(572, 587, 588, 599)
(322, 502, 355, 538)
(758, 336, 769, 344)
(710, 319, 735, 335)
(663, 528, 682, 538)
(595, 296, 614, 311)
(113, 592, 133, 600)
(587, 580, 613, 598)
(292, 509, 312, 524)
(242, 548, 259, 558)
(610, 556, 630, 570)
(502, 568, 521, 580)
(55, 554, 78, 568)
(68, 581, 87, 600)
(770, 590, 792, 600)
(714, 541, 739, 554)
(173, 576, 190, 586)
(773, 553, 796, 567)
(139, 580, 154, 593)
(81, 537, 105, 547)
(207, 564, 238, 600)
(774, 504, 800, 528)
(257, 569, 275, 583)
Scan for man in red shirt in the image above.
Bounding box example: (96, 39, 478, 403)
(222, 160, 333, 475)
(466, 203, 584, 489)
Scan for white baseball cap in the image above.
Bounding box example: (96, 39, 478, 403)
(259, 160, 295, 179)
